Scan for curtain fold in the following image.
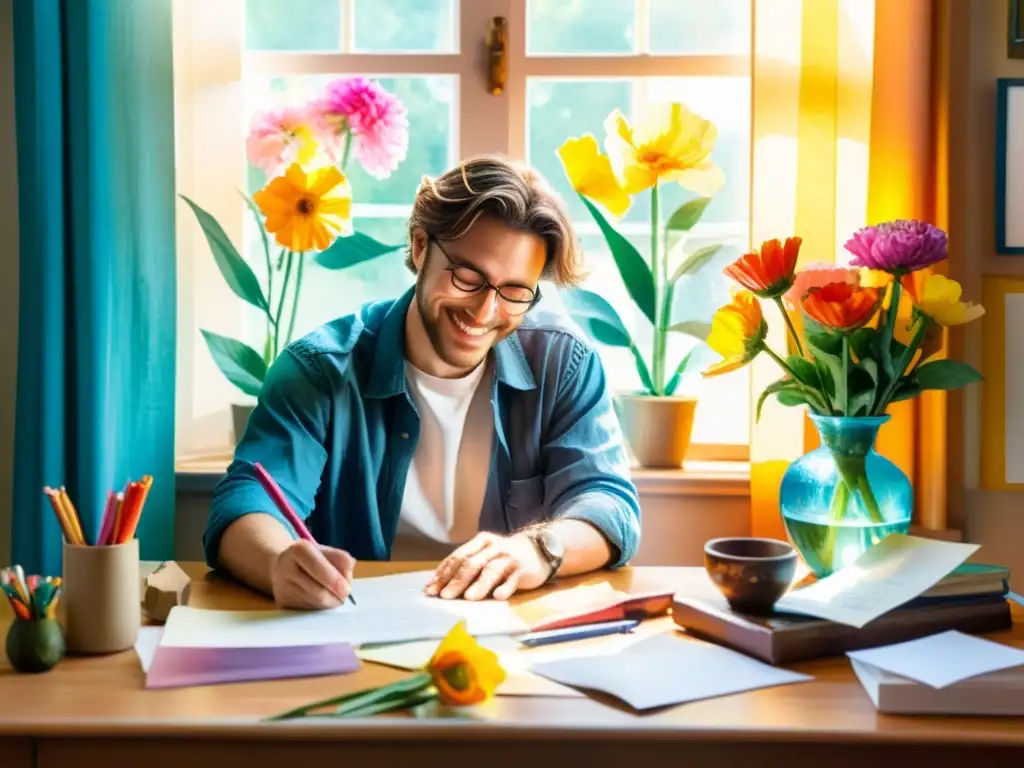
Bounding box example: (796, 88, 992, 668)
(12, 0, 177, 575)
(749, 0, 946, 539)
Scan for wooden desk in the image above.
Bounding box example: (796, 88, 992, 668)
(1, 562, 1021, 768)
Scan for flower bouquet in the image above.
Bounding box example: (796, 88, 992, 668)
(703, 220, 984, 575)
(554, 102, 729, 467)
(181, 77, 408, 406)
(266, 621, 506, 720)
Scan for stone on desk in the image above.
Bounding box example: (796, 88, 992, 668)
(142, 561, 191, 623)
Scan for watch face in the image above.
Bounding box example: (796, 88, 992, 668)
(539, 528, 565, 559)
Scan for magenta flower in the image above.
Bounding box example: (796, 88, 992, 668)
(843, 219, 948, 273)
(245, 106, 318, 175)
(310, 77, 409, 180)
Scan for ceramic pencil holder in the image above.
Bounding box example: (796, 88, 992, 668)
(62, 538, 140, 654)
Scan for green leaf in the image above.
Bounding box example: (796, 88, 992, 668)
(848, 327, 878, 362)
(629, 344, 656, 395)
(890, 377, 922, 402)
(802, 313, 843, 356)
(578, 193, 656, 325)
(333, 673, 434, 717)
(561, 289, 634, 347)
(180, 195, 269, 313)
(334, 690, 437, 719)
(776, 390, 810, 408)
(913, 359, 984, 390)
(200, 330, 267, 398)
(664, 348, 696, 395)
(265, 671, 433, 721)
(786, 356, 820, 387)
(849, 389, 875, 416)
(669, 244, 722, 284)
(314, 231, 403, 270)
(665, 197, 713, 232)
(667, 320, 711, 341)
(809, 341, 845, 412)
(756, 377, 799, 421)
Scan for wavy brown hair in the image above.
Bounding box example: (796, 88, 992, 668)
(405, 154, 586, 286)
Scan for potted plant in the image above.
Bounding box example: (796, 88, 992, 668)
(703, 219, 984, 575)
(554, 102, 727, 467)
(181, 77, 409, 443)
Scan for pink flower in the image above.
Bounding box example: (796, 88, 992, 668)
(310, 77, 409, 180)
(844, 219, 948, 273)
(246, 106, 318, 175)
(784, 263, 861, 308)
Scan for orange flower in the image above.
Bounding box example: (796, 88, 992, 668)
(801, 282, 881, 332)
(723, 237, 802, 299)
(426, 622, 505, 706)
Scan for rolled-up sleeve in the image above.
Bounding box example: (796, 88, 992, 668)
(203, 346, 330, 569)
(542, 341, 641, 567)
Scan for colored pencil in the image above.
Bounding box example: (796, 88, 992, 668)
(1, 569, 62, 622)
(58, 486, 86, 546)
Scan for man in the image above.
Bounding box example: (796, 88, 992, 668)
(204, 155, 641, 609)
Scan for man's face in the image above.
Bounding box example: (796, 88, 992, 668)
(410, 216, 547, 373)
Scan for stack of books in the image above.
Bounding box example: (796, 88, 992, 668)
(672, 563, 1013, 666)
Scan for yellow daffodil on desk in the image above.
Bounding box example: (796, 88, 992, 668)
(554, 101, 729, 467)
(266, 622, 506, 720)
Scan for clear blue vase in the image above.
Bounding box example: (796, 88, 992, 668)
(780, 414, 912, 577)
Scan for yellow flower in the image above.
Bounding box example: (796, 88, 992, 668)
(253, 163, 353, 252)
(556, 134, 632, 218)
(426, 621, 506, 706)
(901, 272, 984, 327)
(604, 102, 724, 196)
(703, 290, 767, 377)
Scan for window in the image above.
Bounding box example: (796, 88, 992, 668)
(173, 0, 752, 463)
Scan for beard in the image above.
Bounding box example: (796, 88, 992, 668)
(414, 276, 514, 372)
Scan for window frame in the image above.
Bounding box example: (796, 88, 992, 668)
(172, 0, 751, 464)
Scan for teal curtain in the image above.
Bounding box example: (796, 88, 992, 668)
(12, 0, 177, 575)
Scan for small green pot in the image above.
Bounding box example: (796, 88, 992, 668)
(5, 618, 66, 673)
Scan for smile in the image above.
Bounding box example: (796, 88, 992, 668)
(448, 309, 490, 337)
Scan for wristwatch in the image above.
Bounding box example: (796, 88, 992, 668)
(528, 527, 565, 585)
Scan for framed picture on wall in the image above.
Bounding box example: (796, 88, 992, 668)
(1009, 0, 1024, 58)
(996, 79, 1024, 254)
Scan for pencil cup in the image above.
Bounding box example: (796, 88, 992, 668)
(61, 539, 140, 654)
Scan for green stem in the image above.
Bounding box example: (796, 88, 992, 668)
(265, 672, 433, 721)
(650, 183, 665, 394)
(285, 252, 305, 345)
(880, 277, 903, 378)
(273, 251, 294, 359)
(774, 296, 805, 357)
(842, 335, 849, 416)
(873, 315, 929, 415)
(341, 127, 353, 171)
(761, 343, 829, 413)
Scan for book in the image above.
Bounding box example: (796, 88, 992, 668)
(851, 657, 1024, 715)
(922, 562, 1010, 598)
(671, 594, 1013, 665)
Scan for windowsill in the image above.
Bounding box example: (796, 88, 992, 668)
(174, 454, 751, 497)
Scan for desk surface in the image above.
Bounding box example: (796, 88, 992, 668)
(0, 561, 1022, 753)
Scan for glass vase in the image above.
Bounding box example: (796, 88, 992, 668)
(780, 414, 912, 577)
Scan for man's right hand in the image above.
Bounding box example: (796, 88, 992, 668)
(270, 540, 356, 610)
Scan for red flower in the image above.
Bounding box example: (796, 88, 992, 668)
(723, 237, 802, 299)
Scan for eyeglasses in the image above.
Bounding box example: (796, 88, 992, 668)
(428, 235, 541, 316)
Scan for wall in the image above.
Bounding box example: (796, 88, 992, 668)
(958, 0, 1024, 586)
(0, 0, 17, 566)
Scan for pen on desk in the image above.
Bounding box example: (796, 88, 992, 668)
(252, 461, 356, 606)
(517, 619, 640, 648)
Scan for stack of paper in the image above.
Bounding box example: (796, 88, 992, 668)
(848, 630, 1024, 715)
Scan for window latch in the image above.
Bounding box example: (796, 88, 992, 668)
(486, 16, 507, 95)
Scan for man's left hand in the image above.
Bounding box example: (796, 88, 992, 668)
(426, 532, 550, 601)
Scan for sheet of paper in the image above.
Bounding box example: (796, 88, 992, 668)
(529, 632, 812, 711)
(774, 534, 979, 628)
(358, 627, 654, 698)
(134, 625, 164, 672)
(847, 630, 1024, 688)
(160, 602, 464, 649)
(346, 570, 529, 636)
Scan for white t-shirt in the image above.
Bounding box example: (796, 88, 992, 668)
(392, 360, 494, 560)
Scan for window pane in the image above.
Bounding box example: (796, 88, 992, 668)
(648, 0, 750, 55)
(526, 77, 751, 445)
(246, 0, 341, 52)
(527, 0, 635, 55)
(353, 0, 456, 53)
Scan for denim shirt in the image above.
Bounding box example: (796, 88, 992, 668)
(203, 285, 641, 570)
